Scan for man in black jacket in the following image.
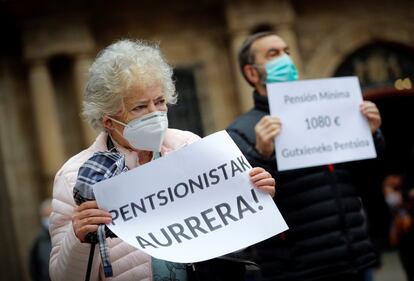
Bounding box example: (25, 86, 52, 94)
(227, 31, 385, 281)
(398, 146, 414, 281)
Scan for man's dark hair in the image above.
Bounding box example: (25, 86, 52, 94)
(238, 31, 277, 85)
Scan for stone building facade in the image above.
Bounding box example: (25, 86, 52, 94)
(0, 0, 413, 280)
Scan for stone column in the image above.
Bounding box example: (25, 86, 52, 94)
(28, 59, 66, 193)
(0, 60, 38, 281)
(73, 54, 97, 146)
(229, 31, 255, 113)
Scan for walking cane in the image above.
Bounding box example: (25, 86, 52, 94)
(85, 242, 96, 281)
(82, 226, 114, 281)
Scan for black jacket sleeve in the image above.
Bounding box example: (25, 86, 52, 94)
(227, 129, 276, 177)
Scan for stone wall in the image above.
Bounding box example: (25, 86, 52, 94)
(0, 0, 413, 279)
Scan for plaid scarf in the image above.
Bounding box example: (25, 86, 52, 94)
(73, 150, 128, 277)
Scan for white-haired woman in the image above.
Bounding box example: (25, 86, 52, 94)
(49, 39, 276, 281)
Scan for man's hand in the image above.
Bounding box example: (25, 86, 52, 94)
(360, 101, 382, 134)
(255, 116, 282, 157)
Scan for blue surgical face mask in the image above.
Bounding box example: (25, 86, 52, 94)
(265, 54, 299, 83)
(41, 217, 49, 229)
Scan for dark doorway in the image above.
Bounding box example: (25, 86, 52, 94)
(368, 91, 414, 174)
(169, 68, 204, 137)
(334, 41, 414, 175)
(334, 41, 414, 251)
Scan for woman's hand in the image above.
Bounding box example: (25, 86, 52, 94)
(249, 167, 276, 197)
(72, 201, 112, 242)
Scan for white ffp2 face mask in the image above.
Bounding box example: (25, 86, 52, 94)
(109, 111, 168, 152)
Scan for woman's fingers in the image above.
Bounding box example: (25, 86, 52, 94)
(72, 200, 112, 242)
(73, 208, 112, 221)
(249, 167, 276, 197)
(255, 185, 276, 197)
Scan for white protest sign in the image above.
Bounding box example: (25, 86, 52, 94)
(93, 130, 287, 263)
(267, 76, 377, 171)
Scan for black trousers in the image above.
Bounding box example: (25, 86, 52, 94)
(187, 258, 247, 281)
(398, 232, 414, 281)
(246, 270, 366, 281)
(315, 271, 365, 281)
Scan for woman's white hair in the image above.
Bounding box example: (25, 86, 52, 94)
(82, 39, 177, 131)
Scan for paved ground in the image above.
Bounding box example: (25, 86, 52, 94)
(375, 250, 407, 281)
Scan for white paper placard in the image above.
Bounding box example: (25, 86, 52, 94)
(267, 76, 376, 171)
(93, 130, 288, 263)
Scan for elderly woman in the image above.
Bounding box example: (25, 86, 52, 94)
(49, 39, 276, 281)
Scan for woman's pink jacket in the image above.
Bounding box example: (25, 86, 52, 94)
(49, 129, 200, 281)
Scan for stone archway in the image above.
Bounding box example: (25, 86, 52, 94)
(330, 39, 414, 174)
(305, 19, 414, 78)
(315, 23, 414, 252)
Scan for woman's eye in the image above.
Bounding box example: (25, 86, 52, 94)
(156, 99, 166, 105)
(133, 105, 147, 111)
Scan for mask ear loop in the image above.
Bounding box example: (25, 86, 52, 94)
(105, 116, 128, 145)
(106, 116, 128, 127)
